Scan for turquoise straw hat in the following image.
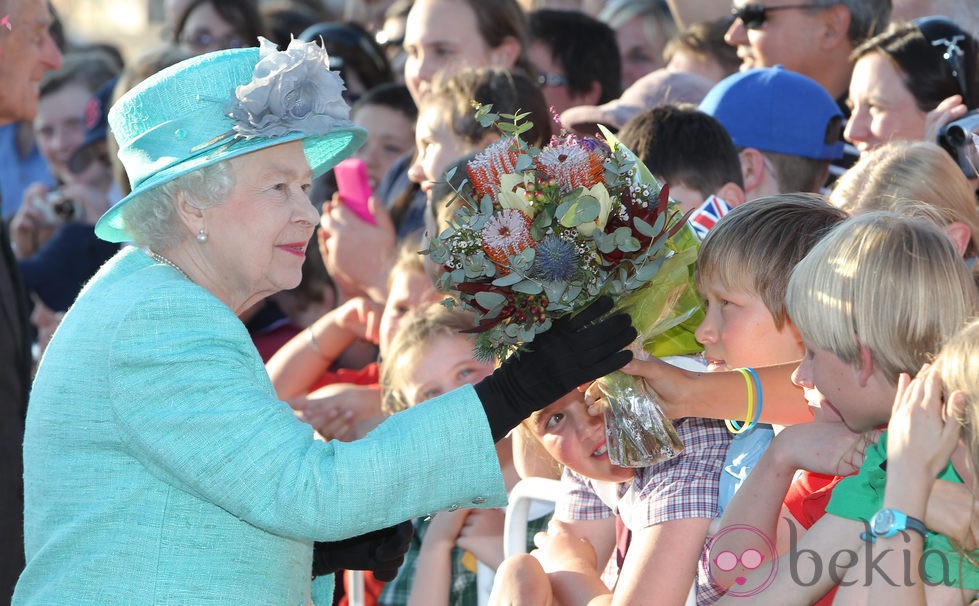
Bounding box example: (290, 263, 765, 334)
(95, 37, 368, 243)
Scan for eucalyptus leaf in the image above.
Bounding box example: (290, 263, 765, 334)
(516, 154, 534, 171)
(558, 196, 600, 227)
(617, 237, 641, 253)
(633, 256, 665, 283)
(633, 216, 655, 237)
(651, 211, 666, 234)
(493, 272, 525, 287)
(543, 280, 567, 303)
(513, 279, 544, 295)
(475, 291, 507, 310)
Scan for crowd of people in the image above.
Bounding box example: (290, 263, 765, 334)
(2, 0, 979, 604)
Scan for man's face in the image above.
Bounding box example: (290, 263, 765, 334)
(0, 0, 62, 124)
(724, 1, 833, 78)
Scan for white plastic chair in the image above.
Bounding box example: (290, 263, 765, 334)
(504, 477, 564, 558)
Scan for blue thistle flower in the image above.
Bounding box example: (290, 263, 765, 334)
(533, 235, 579, 282)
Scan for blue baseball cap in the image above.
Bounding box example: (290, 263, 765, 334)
(699, 66, 844, 160)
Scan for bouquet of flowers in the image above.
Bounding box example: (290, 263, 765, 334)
(425, 105, 703, 467)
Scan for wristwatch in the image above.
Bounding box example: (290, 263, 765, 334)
(867, 508, 928, 541)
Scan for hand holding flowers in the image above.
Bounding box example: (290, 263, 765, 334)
(425, 105, 703, 465)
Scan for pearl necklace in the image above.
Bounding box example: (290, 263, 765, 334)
(147, 250, 191, 281)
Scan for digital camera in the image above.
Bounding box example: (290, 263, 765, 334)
(38, 190, 76, 224)
(937, 109, 979, 179)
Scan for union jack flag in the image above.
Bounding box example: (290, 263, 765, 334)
(688, 195, 732, 239)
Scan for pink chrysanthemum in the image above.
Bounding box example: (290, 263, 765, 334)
(536, 138, 605, 191)
(482, 209, 534, 275)
(467, 139, 520, 199)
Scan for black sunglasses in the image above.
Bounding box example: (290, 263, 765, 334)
(731, 3, 829, 29)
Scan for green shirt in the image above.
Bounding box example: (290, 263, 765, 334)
(825, 431, 979, 589)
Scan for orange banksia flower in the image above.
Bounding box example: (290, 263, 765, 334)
(467, 139, 520, 199)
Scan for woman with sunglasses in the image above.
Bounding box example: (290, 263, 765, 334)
(844, 17, 979, 158)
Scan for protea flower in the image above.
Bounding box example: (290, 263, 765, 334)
(482, 209, 534, 275)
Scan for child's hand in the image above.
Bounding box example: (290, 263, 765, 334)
(772, 421, 881, 476)
(292, 384, 382, 441)
(456, 508, 505, 569)
(612, 357, 694, 418)
(424, 509, 471, 550)
(886, 364, 963, 486)
(531, 519, 598, 575)
(336, 296, 383, 344)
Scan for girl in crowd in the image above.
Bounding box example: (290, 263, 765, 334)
(377, 304, 540, 605)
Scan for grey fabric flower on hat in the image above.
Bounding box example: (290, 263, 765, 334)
(228, 37, 352, 139)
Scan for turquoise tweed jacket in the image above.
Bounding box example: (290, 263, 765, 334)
(15, 247, 506, 605)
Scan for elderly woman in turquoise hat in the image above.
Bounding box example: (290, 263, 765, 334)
(14, 38, 635, 605)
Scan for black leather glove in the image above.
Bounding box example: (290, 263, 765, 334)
(474, 296, 635, 441)
(311, 520, 414, 582)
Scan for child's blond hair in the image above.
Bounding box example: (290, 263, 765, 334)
(830, 140, 979, 258)
(787, 211, 979, 383)
(695, 193, 847, 329)
(941, 319, 979, 473)
(379, 302, 484, 415)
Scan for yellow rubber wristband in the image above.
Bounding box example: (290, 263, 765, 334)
(725, 367, 754, 434)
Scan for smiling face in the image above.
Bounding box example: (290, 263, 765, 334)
(0, 0, 62, 124)
(34, 83, 90, 180)
(843, 52, 928, 153)
(351, 104, 415, 189)
(529, 392, 634, 483)
(402, 0, 493, 103)
(400, 333, 496, 405)
(695, 278, 803, 373)
(198, 141, 318, 310)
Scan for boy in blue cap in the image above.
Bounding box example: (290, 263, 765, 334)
(700, 66, 844, 199)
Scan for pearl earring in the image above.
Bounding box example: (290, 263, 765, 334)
(196, 228, 207, 244)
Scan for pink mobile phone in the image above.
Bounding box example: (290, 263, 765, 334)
(334, 158, 375, 225)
